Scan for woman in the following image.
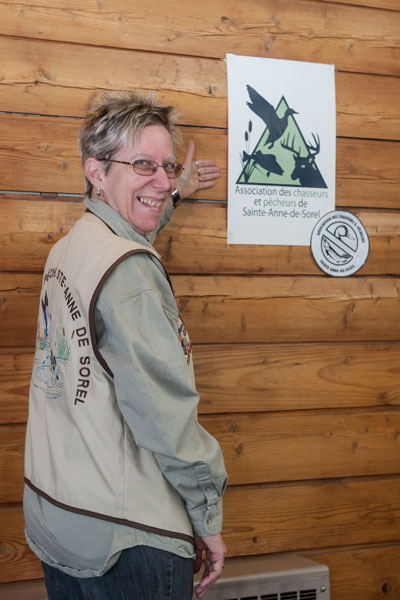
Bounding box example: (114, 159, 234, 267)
(24, 91, 227, 600)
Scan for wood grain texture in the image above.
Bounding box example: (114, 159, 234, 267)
(2, 478, 400, 582)
(1, 36, 399, 141)
(0, 274, 41, 348)
(2, 198, 400, 276)
(0, 509, 42, 584)
(203, 410, 400, 485)
(0, 116, 227, 199)
(0, 1, 398, 76)
(174, 275, 400, 344)
(160, 205, 400, 275)
(1, 547, 400, 598)
(0, 579, 46, 599)
(223, 477, 400, 557)
(0, 115, 399, 208)
(309, 544, 400, 600)
(3, 409, 400, 502)
(2, 273, 400, 346)
(0, 427, 25, 503)
(0, 36, 226, 128)
(337, 71, 400, 141)
(0, 196, 84, 273)
(336, 138, 400, 209)
(194, 342, 400, 413)
(0, 350, 32, 425)
(1, 343, 399, 424)
(319, 0, 400, 11)
(221, 544, 400, 600)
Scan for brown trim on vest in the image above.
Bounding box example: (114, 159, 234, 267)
(88, 249, 160, 378)
(87, 207, 175, 293)
(85, 212, 175, 377)
(25, 477, 194, 544)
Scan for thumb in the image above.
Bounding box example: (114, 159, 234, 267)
(182, 140, 195, 171)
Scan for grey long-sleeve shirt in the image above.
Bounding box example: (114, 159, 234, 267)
(24, 196, 227, 578)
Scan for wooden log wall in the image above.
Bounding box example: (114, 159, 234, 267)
(0, 0, 399, 598)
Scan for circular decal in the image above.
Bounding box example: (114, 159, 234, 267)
(310, 211, 369, 277)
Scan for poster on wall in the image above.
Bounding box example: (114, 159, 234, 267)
(227, 54, 336, 245)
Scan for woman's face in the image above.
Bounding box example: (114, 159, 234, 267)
(101, 125, 175, 235)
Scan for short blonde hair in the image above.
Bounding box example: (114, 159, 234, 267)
(78, 90, 180, 195)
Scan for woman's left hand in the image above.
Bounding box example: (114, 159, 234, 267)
(175, 140, 220, 200)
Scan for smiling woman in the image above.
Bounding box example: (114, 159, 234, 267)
(23, 91, 227, 600)
(86, 125, 177, 235)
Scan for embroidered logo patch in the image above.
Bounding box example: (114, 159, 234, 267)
(33, 290, 69, 400)
(177, 319, 192, 364)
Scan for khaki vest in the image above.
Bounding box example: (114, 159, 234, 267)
(25, 212, 193, 543)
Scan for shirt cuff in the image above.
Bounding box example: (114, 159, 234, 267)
(187, 463, 225, 536)
(189, 497, 223, 536)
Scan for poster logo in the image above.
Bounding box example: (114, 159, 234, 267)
(237, 86, 327, 189)
(227, 55, 335, 246)
(310, 211, 369, 277)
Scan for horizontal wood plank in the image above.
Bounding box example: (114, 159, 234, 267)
(2, 197, 400, 276)
(220, 544, 400, 600)
(0, 36, 226, 127)
(1, 36, 399, 141)
(0, 579, 46, 599)
(308, 544, 400, 600)
(3, 409, 400, 501)
(2, 273, 400, 346)
(0, 116, 226, 200)
(223, 477, 400, 556)
(1, 546, 400, 600)
(0, 115, 399, 208)
(0, 428, 25, 503)
(161, 205, 400, 275)
(0, 509, 42, 584)
(204, 410, 400, 485)
(0, 350, 32, 424)
(195, 342, 400, 413)
(2, 477, 400, 582)
(2, 342, 399, 423)
(337, 71, 400, 141)
(335, 138, 400, 209)
(0, 196, 84, 274)
(0, 274, 41, 348)
(174, 275, 400, 343)
(0, 1, 398, 76)
(319, 0, 400, 11)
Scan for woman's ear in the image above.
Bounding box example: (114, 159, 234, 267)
(84, 158, 105, 189)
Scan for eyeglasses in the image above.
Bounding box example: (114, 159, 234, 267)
(98, 158, 183, 179)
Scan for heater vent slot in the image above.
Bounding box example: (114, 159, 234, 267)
(301, 590, 317, 600)
(219, 593, 318, 600)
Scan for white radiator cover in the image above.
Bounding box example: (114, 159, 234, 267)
(193, 554, 330, 600)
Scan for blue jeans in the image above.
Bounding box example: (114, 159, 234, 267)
(42, 545, 194, 600)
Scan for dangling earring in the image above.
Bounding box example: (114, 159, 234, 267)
(96, 185, 101, 197)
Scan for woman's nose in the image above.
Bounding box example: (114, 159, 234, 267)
(153, 165, 173, 191)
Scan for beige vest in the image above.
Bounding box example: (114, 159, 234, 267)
(25, 212, 193, 543)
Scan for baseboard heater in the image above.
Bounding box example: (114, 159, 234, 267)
(194, 554, 330, 600)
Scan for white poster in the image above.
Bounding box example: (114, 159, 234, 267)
(227, 54, 336, 245)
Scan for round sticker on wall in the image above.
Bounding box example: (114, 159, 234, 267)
(310, 211, 369, 277)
